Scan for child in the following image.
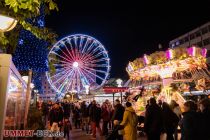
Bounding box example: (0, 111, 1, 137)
(63, 118, 72, 140)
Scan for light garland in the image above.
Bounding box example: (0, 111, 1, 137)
(13, 6, 49, 93)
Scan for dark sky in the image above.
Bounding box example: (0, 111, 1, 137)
(46, 1, 210, 79)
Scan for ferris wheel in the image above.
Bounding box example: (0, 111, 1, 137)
(46, 34, 110, 96)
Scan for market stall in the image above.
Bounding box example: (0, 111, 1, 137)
(126, 46, 210, 114)
(0, 54, 27, 139)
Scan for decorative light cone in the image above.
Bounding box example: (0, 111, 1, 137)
(0, 14, 17, 32)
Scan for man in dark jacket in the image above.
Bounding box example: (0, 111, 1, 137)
(144, 98, 164, 140)
(111, 99, 125, 140)
(62, 100, 71, 118)
(89, 100, 102, 139)
(180, 100, 198, 140)
(112, 99, 125, 122)
(48, 103, 64, 128)
(81, 101, 89, 134)
(198, 98, 210, 140)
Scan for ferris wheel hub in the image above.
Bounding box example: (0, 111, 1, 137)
(73, 61, 79, 67)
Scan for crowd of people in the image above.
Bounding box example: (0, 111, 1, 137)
(39, 97, 210, 140)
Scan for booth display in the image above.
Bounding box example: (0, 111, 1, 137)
(126, 46, 210, 115)
(0, 54, 27, 139)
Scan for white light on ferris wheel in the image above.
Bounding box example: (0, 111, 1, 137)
(73, 61, 79, 68)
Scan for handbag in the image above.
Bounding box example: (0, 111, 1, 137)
(118, 129, 125, 135)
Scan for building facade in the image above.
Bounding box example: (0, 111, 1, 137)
(169, 22, 210, 62)
(41, 74, 56, 100)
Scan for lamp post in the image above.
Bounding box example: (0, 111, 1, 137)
(71, 90, 77, 102)
(34, 90, 38, 106)
(0, 14, 17, 32)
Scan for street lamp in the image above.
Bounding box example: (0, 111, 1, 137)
(116, 78, 123, 87)
(85, 85, 90, 94)
(0, 14, 17, 32)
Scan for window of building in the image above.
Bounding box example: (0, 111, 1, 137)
(201, 27, 208, 35)
(195, 31, 201, 37)
(179, 39, 184, 44)
(184, 36, 189, 42)
(203, 38, 210, 46)
(197, 41, 203, 47)
(175, 41, 180, 46)
(190, 34, 195, 40)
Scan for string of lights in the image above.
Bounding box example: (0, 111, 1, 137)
(13, 5, 49, 93)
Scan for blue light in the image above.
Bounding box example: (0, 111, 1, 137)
(13, 5, 49, 93)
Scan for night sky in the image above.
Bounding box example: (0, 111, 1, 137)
(46, 1, 210, 79)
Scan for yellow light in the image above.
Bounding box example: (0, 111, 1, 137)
(0, 14, 17, 32)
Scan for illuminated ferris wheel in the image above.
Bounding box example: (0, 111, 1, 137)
(47, 34, 110, 96)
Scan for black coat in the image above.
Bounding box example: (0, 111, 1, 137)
(162, 109, 179, 134)
(89, 105, 101, 122)
(199, 109, 210, 140)
(48, 108, 64, 126)
(81, 104, 89, 117)
(180, 111, 198, 140)
(112, 104, 125, 121)
(63, 103, 71, 118)
(144, 104, 164, 135)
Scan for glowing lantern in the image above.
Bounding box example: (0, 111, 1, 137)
(0, 14, 17, 32)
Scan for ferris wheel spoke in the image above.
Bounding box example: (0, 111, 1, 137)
(79, 37, 84, 52)
(86, 41, 97, 54)
(81, 46, 100, 62)
(79, 68, 95, 83)
(82, 39, 90, 53)
(84, 63, 109, 68)
(50, 67, 71, 79)
(57, 70, 74, 92)
(50, 58, 73, 66)
(83, 51, 105, 62)
(83, 65, 108, 75)
(52, 68, 74, 85)
(81, 67, 105, 81)
(85, 58, 109, 64)
(51, 51, 73, 63)
(77, 69, 90, 86)
(67, 38, 77, 60)
(59, 42, 74, 61)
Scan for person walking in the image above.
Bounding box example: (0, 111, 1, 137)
(48, 103, 64, 140)
(170, 100, 182, 140)
(162, 102, 179, 140)
(62, 100, 71, 119)
(63, 118, 72, 140)
(73, 106, 81, 129)
(89, 100, 102, 139)
(101, 102, 110, 136)
(180, 100, 198, 140)
(81, 101, 90, 134)
(120, 102, 138, 140)
(111, 99, 125, 140)
(198, 98, 210, 140)
(144, 98, 164, 140)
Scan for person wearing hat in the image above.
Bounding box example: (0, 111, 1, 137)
(120, 102, 138, 140)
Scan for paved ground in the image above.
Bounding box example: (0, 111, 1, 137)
(44, 128, 147, 140)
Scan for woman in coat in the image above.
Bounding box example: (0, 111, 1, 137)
(180, 100, 198, 140)
(120, 102, 138, 140)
